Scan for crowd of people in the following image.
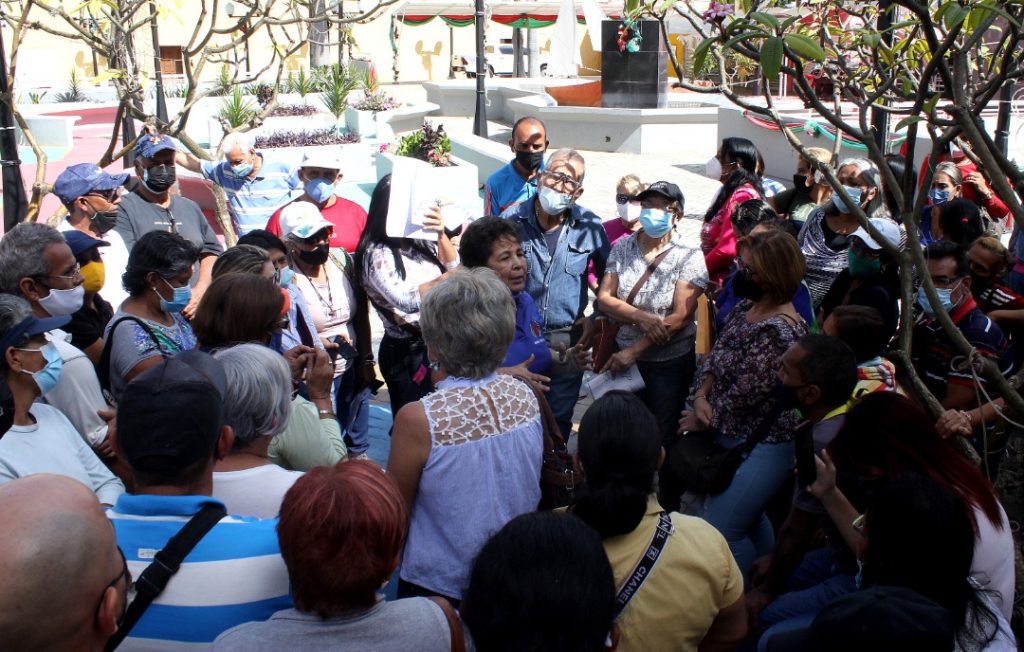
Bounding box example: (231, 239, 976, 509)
(0, 117, 1021, 651)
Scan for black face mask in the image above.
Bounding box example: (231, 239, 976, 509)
(774, 381, 807, 411)
(970, 272, 992, 291)
(90, 208, 120, 234)
(732, 269, 764, 301)
(793, 173, 808, 189)
(297, 244, 329, 266)
(142, 164, 176, 193)
(514, 149, 545, 172)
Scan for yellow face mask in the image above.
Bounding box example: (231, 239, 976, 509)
(81, 261, 105, 294)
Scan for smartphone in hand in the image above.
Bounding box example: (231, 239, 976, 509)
(330, 335, 358, 362)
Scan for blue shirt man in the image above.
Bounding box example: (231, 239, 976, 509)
(503, 149, 610, 437)
(485, 117, 548, 215)
(176, 131, 299, 235)
(108, 351, 292, 650)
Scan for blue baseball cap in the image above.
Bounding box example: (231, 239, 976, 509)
(0, 314, 72, 354)
(63, 230, 110, 258)
(52, 163, 129, 206)
(135, 133, 178, 159)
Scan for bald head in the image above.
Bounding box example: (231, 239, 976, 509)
(0, 475, 123, 651)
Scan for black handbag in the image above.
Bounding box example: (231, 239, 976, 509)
(666, 405, 784, 496)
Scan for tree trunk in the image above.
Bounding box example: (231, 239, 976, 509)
(308, 0, 331, 68)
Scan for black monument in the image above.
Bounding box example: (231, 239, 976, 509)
(600, 19, 668, 109)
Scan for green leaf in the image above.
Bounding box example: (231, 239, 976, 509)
(749, 11, 780, 31)
(721, 31, 765, 53)
(923, 92, 942, 114)
(784, 33, 826, 62)
(781, 15, 801, 31)
(894, 115, 924, 131)
(761, 37, 783, 81)
(692, 37, 715, 78)
(943, 3, 968, 31)
(862, 32, 881, 48)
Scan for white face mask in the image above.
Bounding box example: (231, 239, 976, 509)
(617, 202, 642, 224)
(706, 156, 722, 180)
(38, 284, 85, 316)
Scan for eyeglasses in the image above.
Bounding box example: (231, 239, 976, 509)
(615, 193, 633, 205)
(930, 276, 964, 289)
(86, 189, 119, 203)
(33, 262, 82, 282)
(95, 546, 131, 627)
(542, 171, 580, 193)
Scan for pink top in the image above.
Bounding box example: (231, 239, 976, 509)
(700, 184, 759, 285)
(589, 218, 635, 287)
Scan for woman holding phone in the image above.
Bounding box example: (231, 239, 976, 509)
(278, 201, 373, 458)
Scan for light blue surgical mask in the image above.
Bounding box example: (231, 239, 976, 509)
(538, 186, 572, 215)
(17, 342, 63, 396)
(833, 185, 863, 214)
(638, 208, 673, 238)
(917, 281, 961, 318)
(156, 277, 192, 314)
(304, 178, 336, 204)
(279, 267, 295, 288)
(231, 162, 253, 179)
(928, 187, 951, 205)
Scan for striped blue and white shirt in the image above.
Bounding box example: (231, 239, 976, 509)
(108, 494, 293, 651)
(201, 154, 300, 235)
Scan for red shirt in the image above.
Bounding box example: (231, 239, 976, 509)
(266, 197, 368, 252)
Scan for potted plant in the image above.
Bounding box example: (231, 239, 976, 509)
(320, 64, 359, 124)
(394, 121, 454, 167)
(344, 74, 400, 138)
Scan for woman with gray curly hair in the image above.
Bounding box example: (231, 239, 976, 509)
(388, 267, 543, 604)
(211, 343, 303, 518)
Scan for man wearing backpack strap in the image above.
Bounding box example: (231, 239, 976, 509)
(106, 350, 291, 650)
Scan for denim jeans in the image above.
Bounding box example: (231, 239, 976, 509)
(331, 369, 370, 455)
(758, 548, 857, 634)
(700, 436, 795, 579)
(547, 367, 584, 441)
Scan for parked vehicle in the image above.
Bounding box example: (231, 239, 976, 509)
(454, 44, 549, 77)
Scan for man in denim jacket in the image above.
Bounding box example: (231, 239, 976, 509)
(502, 149, 610, 438)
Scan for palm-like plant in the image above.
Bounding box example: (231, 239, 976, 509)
(320, 65, 359, 119)
(218, 87, 257, 129)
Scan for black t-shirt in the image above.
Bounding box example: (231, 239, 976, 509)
(65, 294, 114, 354)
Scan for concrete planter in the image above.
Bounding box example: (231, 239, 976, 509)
(345, 102, 441, 139)
(345, 107, 380, 137)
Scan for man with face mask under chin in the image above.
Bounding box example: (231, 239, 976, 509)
(53, 163, 132, 310)
(114, 134, 223, 319)
(485, 116, 549, 216)
(501, 148, 610, 441)
(911, 241, 1014, 471)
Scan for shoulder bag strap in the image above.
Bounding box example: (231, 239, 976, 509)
(612, 512, 673, 619)
(104, 503, 228, 652)
(365, 293, 423, 338)
(427, 596, 466, 652)
(98, 316, 166, 395)
(624, 246, 673, 306)
(513, 375, 565, 452)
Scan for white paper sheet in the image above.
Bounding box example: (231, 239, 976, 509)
(584, 363, 646, 400)
(385, 155, 473, 241)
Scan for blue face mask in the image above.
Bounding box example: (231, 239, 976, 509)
(917, 282, 960, 318)
(231, 162, 253, 179)
(638, 208, 673, 238)
(928, 187, 951, 205)
(304, 178, 336, 204)
(156, 277, 192, 313)
(17, 342, 63, 396)
(279, 267, 295, 287)
(538, 186, 573, 215)
(833, 185, 863, 214)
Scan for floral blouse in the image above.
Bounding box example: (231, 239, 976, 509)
(361, 244, 457, 339)
(692, 300, 807, 443)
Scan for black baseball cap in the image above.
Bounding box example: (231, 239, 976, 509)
(635, 181, 685, 206)
(116, 350, 227, 475)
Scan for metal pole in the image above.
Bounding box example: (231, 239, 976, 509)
(149, 0, 168, 123)
(512, 29, 523, 77)
(0, 21, 27, 230)
(473, 0, 488, 137)
(995, 82, 1014, 157)
(338, 2, 344, 67)
(448, 26, 455, 79)
(526, 23, 539, 77)
(870, 0, 894, 151)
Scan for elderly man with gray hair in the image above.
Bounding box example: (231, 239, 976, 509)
(0, 223, 115, 459)
(171, 130, 300, 236)
(501, 148, 610, 440)
(389, 266, 543, 603)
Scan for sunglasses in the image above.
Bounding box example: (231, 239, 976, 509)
(615, 193, 633, 205)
